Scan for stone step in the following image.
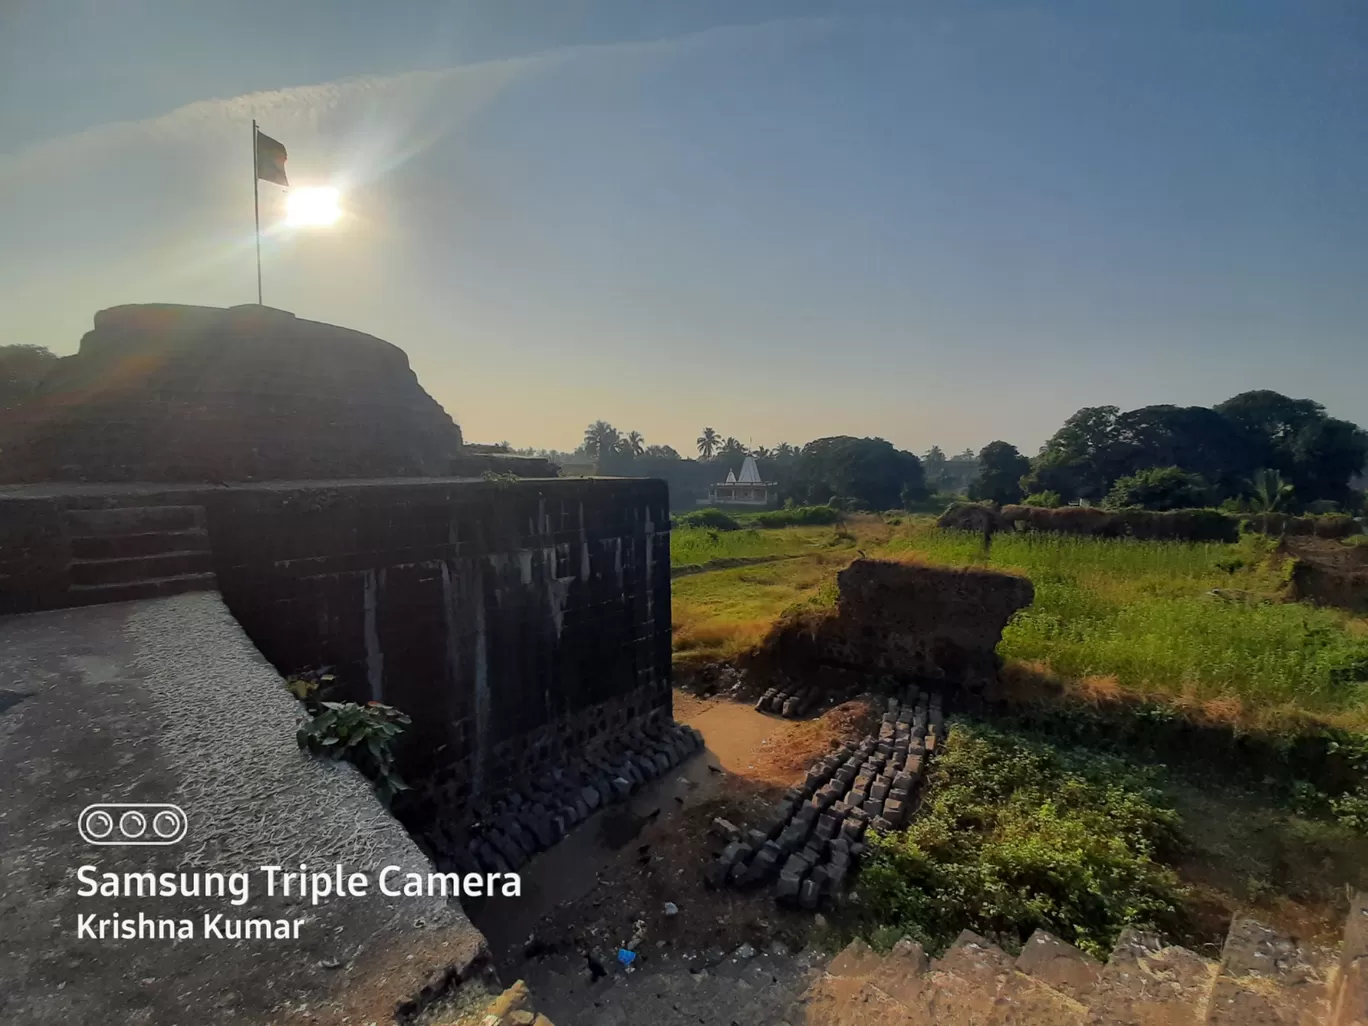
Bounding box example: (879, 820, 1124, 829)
(921, 930, 1016, 1026)
(66, 572, 217, 605)
(68, 550, 214, 587)
(1204, 917, 1334, 1026)
(69, 528, 210, 560)
(1334, 892, 1368, 1026)
(788, 937, 917, 1026)
(1084, 928, 1218, 1026)
(988, 970, 1089, 1025)
(1014, 929, 1103, 1004)
(63, 505, 204, 536)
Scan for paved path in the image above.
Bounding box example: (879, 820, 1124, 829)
(0, 592, 486, 1026)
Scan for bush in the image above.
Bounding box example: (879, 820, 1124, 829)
(677, 508, 741, 531)
(859, 723, 1186, 958)
(750, 505, 842, 528)
(1104, 467, 1210, 512)
(1023, 491, 1063, 508)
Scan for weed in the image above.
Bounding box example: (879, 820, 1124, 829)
(857, 722, 1187, 959)
(294, 692, 412, 804)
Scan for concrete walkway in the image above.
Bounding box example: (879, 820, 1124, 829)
(0, 592, 487, 1025)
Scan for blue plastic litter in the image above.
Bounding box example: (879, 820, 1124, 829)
(616, 948, 636, 966)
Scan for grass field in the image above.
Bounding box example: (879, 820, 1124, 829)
(671, 516, 1368, 727)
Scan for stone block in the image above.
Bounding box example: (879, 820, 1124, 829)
(882, 798, 906, 826)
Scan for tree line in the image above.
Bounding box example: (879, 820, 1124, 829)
(556, 389, 1367, 515)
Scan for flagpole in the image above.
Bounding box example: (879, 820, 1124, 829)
(252, 119, 262, 305)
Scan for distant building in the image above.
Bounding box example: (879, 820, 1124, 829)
(702, 455, 776, 507)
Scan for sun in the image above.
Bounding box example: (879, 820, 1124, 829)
(285, 187, 341, 227)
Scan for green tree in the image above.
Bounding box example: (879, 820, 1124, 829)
(1023, 406, 1122, 502)
(968, 441, 1030, 505)
(582, 420, 620, 460)
(1103, 466, 1210, 511)
(718, 436, 748, 461)
(643, 444, 680, 460)
(790, 436, 924, 510)
(696, 427, 719, 459)
(922, 446, 949, 491)
(623, 430, 645, 456)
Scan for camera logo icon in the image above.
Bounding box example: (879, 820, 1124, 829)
(79, 804, 187, 846)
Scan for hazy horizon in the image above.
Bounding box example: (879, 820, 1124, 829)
(3, 1, 1365, 457)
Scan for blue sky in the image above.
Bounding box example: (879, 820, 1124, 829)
(1, 1, 1365, 455)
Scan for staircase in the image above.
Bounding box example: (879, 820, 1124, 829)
(452, 895, 1367, 1025)
(791, 906, 1361, 1026)
(62, 505, 216, 605)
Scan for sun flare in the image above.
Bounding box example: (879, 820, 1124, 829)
(284, 187, 341, 227)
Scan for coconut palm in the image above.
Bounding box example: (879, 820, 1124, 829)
(582, 420, 620, 460)
(625, 430, 645, 456)
(718, 437, 747, 461)
(1249, 468, 1294, 533)
(752, 445, 774, 460)
(697, 427, 720, 459)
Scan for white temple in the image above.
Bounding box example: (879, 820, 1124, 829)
(702, 455, 776, 506)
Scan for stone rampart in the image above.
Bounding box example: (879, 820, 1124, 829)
(0, 477, 672, 828)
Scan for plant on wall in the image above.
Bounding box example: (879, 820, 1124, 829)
(287, 668, 411, 804)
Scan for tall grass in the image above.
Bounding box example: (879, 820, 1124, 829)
(670, 524, 846, 568)
(888, 526, 1368, 716)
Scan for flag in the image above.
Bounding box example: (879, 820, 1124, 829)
(256, 129, 288, 186)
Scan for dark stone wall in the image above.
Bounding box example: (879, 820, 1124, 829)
(0, 478, 672, 819)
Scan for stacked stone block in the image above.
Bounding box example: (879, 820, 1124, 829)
(711, 686, 945, 910)
(754, 684, 823, 719)
(438, 721, 703, 874)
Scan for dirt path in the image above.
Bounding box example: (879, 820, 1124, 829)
(464, 692, 881, 1019)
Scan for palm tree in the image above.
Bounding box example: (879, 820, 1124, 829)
(697, 427, 720, 459)
(775, 442, 796, 459)
(1249, 468, 1294, 533)
(582, 420, 620, 460)
(719, 437, 747, 460)
(752, 445, 774, 460)
(625, 430, 645, 457)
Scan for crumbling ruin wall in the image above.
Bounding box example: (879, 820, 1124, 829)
(753, 558, 1034, 693)
(1289, 560, 1368, 614)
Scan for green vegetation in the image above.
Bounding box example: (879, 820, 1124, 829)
(746, 504, 843, 528)
(1024, 392, 1368, 511)
(289, 669, 412, 803)
(1022, 490, 1063, 508)
(859, 722, 1187, 959)
(967, 440, 1031, 505)
(885, 527, 1368, 719)
(671, 525, 804, 566)
(1104, 466, 1210, 511)
(672, 518, 1368, 725)
(676, 508, 742, 532)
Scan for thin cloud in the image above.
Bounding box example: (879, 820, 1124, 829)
(0, 17, 834, 187)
